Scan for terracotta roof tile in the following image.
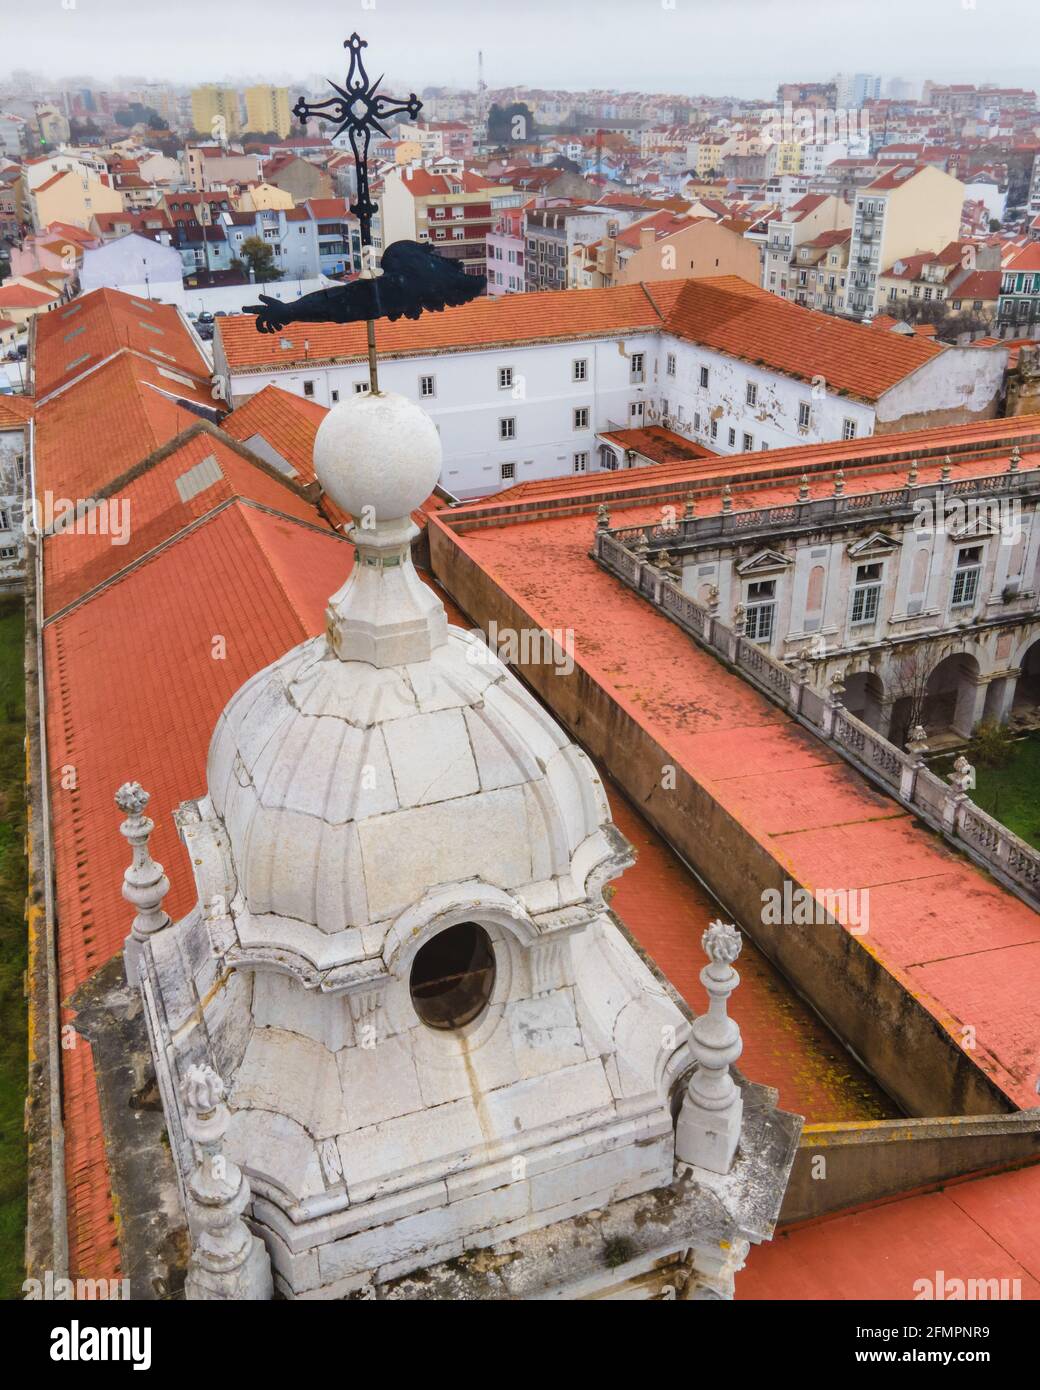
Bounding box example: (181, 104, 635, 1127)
(34, 287, 210, 398)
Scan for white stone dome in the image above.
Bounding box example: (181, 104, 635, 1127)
(313, 390, 442, 523)
(204, 625, 617, 972)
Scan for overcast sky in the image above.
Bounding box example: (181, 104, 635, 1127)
(2, 0, 1037, 97)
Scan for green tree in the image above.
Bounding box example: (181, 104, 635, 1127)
(239, 235, 279, 282)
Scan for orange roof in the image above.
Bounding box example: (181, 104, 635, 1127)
(0, 395, 33, 427)
(220, 275, 951, 403)
(1007, 242, 1040, 272)
(0, 284, 55, 307)
(42, 425, 328, 617)
(220, 383, 327, 479)
(34, 287, 209, 398)
(599, 424, 715, 465)
(34, 352, 218, 500)
(44, 502, 354, 1277)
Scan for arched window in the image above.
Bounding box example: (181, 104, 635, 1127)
(409, 922, 495, 1030)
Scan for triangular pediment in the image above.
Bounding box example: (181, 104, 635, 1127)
(948, 518, 1001, 541)
(736, 548, 792, 574)
(847, 531, 900, 559)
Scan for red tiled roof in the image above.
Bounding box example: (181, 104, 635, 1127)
(865, 163, 929, 190)
(599, 424, 715, 465)
(34, 352, 217, 499)
(33, 287, 209, 398)
(42, 426, 327, 617)
(45, 502, 354, 1277)
(220, 383, 327, 478)
(219, 275, 949, 403)
(0, 395, 33, 427)
(0, 284, 55, 307)
(950, 269, 1001, 299)
(1007, 242, 1040, 272)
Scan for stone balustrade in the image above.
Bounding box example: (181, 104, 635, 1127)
(594, 529, 1040, 908)
(608, 461, 1040, 554)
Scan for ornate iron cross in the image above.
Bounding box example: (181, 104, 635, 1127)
(292, 32, 422, 252)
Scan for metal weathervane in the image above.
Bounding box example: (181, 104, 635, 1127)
(244, 32, 485, 393)
(292, 33, 422, 255)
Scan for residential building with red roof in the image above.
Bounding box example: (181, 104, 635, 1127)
(998, 241, 1040, 337)
(846, 164, 966, 319)
(381, 164, 515, 278)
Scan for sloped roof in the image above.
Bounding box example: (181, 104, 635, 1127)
(219, 275, 950, 405)
(34, 352, 217, 499)
(44, 502, 353, 1279)
(42, 424, 326, 617)
(33, 287, 209, 398)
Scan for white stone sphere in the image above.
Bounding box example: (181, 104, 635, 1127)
(313, 390, 442, 523)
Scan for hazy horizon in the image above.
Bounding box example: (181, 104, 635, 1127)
(1, 0, 1037, 99)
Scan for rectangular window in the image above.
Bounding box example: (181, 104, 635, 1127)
(798, 402, 811, 429)
(693, 411, 701, 432)
(699, 365, 709, 388)
(742, 432, 754, 451)
(330, 390, 340, 403)
(629, 401, 644, 424)
(666, 352, 676, 377)
(420, 374, 436, 398)
(573, 451, 588, 473)
(500, 462, 515, 480)
(573, 407, 589, 429)
(710, 419, 718, 440)
(303, 380, 315, 397)
(630, 352, 644, 382)
(498, 366, 513, 389)
(952, 546, 982, 608)
(353, 381, 370, 395)
(851, 562, 882, 624)
(499, 417, 516, 440)
(746, 382, 757, 406)
(745, 580, 775, 643)
(573, 358, 587, 382)
(842, 418, 857, 440)
(728, 427, 736, 447)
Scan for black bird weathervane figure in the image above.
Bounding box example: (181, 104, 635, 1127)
(244, 33, 486, 393)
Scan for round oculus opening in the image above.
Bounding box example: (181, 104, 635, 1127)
(409, 922, 496, 1031)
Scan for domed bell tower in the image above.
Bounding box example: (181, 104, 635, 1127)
(116, 390, 799, 1300)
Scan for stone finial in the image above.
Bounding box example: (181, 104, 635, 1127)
(833, 468, 845, 497)
(1009, 445, 1021, 474)
(116, 781, 170, 945)
(683, 492, 696, 521)
(828, 669, 846, 706)
(797, 473, 809, 501)
(907, 459, 919, 486)
(675, 921, 744, 1176)
(732, 602, 746, 636)
(706, 584, 720, 615)
(905, 724, 929, 760)
(182, 1064, 273, 1301)
(596, 502, 610, 530)
(721, 484, 733, 514)
(940, 455, 952, 483)
(947, 753, 975, 796)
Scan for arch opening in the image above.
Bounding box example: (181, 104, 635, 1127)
(409, 921, 496, 1030)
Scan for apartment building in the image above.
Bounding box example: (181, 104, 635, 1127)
(184, 143, 262, 192)
(997, 242, 1040, 337)
(524, 206, 610, 291)
(486, 205, 526, 295)
(381, 166, 508, 276)
(191, 85, 242, 138)
(844, 164, 966, 318)
(244, 86, 292, 139)
(761, 193, 852, 301)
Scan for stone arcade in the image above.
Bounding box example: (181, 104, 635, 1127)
(114, 389, 799, 1299)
